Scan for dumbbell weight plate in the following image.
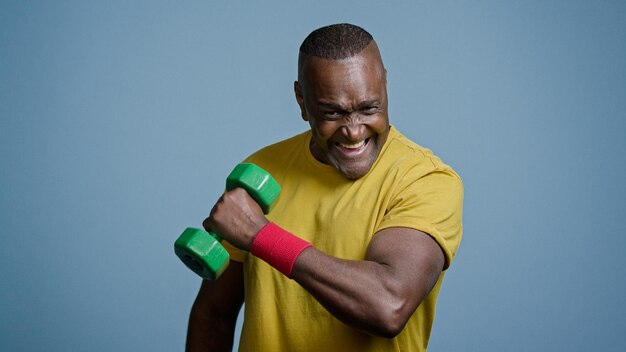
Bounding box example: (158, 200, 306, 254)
(226, 163, 281, 214)
(174, 227, 230, 280)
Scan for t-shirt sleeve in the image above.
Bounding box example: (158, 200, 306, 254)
(377, 168, 464, 270)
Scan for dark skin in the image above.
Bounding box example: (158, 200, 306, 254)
(186, 42, 445, 350)
(186, 262, 243, 351)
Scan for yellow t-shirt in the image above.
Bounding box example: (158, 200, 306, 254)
(225, 126, 463, 352)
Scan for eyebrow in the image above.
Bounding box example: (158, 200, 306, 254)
(318, 102, 345, 111)
(317, 100, 381, 110)
(357, 100, 381, 109)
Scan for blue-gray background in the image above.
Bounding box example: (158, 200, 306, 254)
(1, 1, 624, 351)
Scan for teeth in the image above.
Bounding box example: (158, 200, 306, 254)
(338, 140, 366, 149)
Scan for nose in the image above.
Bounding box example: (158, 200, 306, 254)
(340, 118, 365, 141)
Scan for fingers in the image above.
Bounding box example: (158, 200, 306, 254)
(202, 188, 268, 250)
(202, 193, 222, 232)
(202, 216, 212, 233)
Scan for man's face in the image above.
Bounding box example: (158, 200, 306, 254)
(295, 43, 390, 180)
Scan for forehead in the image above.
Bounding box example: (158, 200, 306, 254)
(302, 44, 386, 101)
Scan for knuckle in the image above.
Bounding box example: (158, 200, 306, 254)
(202, 217, 211, 230)
(233, 187, 247, 196)
(223, 190, 236, 201)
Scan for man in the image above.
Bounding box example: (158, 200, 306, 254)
(186, 23, 463, 352)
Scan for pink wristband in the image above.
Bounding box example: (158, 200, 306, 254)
(250, 222, 312, 278)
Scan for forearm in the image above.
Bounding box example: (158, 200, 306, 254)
(291, 247, 416, 337)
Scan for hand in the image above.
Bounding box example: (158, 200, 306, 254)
(203, 188, 269, 251)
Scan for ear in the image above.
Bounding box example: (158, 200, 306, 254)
(294, 81, 308, 121)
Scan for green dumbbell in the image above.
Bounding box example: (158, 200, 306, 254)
(174, 163, 281, 280)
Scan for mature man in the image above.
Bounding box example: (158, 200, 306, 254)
(186, 23, 463, 352)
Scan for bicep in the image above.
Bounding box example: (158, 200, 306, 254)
(365, 228, 445, 306)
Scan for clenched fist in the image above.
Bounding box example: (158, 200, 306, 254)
(203, 188, 269, 251)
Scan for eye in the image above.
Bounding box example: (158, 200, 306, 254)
(322, 111, 343, 120)
(362, 106, 380, 115)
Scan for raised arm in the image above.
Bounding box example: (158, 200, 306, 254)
(186, 261, 244, 352)
(205, 188, 444, 338)
(291, 227, 444, 337)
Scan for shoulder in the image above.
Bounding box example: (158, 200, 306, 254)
(376, 127, 464, 269)
(243, 130, 310, 173)
(379, 126, 462, 185)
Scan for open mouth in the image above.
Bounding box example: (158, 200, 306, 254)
(334, 137, 371, 154)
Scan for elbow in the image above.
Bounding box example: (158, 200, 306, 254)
(370, 297, 413, 338)
(376, 323, 405, 339)
(377, 311, 408, 338)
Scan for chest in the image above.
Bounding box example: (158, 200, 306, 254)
(267, 172, 393, 259)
